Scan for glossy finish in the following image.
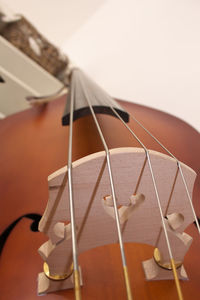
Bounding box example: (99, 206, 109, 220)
(0, 95, 199, 300)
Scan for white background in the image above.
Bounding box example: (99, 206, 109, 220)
(4, 0, 200, 131)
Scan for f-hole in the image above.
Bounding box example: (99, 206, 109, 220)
(0, 75, 5, 83)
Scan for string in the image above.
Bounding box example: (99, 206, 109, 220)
(155, 168, 179, 247)
(106, 106, 184, 300)
(78, 75, 133, 300)
(121, 156, 147, 235)
(130, 114, 200, 235)
(76, 158, 107, 243)
(67, 68, 196, 300)
(65, 157, 107, 270)
(133, 156, 147, 196)
(67, 73, 82, 300)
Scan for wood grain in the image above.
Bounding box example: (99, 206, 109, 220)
(0, 95, 199, 299)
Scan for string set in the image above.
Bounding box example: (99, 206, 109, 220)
(66, 68, 199, 300)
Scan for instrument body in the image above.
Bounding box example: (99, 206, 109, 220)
(0, 95, 200, 299)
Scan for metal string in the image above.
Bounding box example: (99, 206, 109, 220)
(106, 105, 184, 300)
(129, 114, 200, 234)
(121, 156, 147, 235)
(155, 168, 179, 247)
(79, 77, 133, 300)
(65, 158, 107, 271)
(67, 68, 197, 300)
(67, 77, 82, 300)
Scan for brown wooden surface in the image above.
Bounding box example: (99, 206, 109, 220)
(0, 95, 200, 300)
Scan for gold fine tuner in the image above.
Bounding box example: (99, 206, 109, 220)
(43, 262, 73, 281)
(153, 248, 182, 270)
(154, 248, 184, 300)
(43, 262, 82, 299)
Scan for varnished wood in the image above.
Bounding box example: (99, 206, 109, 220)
(0, 95, 199, 299)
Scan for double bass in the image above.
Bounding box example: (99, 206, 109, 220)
(0, 68, 200, 300)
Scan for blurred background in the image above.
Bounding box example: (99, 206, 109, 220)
(1, 0, 200, 131)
